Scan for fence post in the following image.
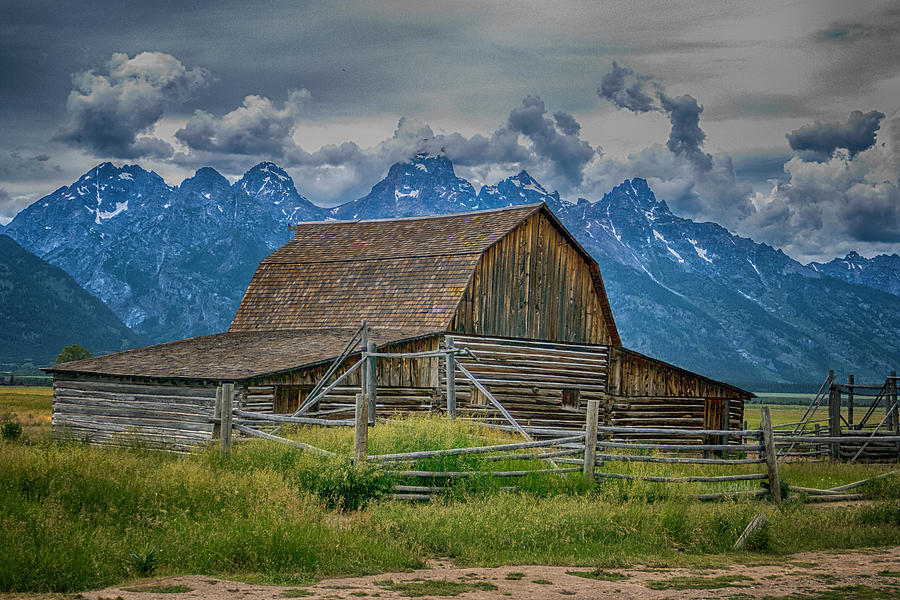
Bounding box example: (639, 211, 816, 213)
(212, 384, 223, 440)
(760, 407, 782, 506)
(220, 382, 234, 458)
(848, 374, 854, 429)
(891, 371, 898, 434)
(828, 372, 840, 460)
(367, 340, 377, 425)
(354, 391, 368, 462)
(446, 336, 457, 418)
(583, 399, 599, 477)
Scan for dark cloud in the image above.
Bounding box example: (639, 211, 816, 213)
(54, 52, 210, 159)
(597, 61, 657, 113)
(658, 93, 712, 171)
(786, 110, 885, 162)
(598, 63, 712, 171)
(553, 111, 580, 136)
(747, 118, 900, 259)
(505, 96, 595, 184)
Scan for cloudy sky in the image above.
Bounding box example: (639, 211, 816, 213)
(2, 0, 899, 262)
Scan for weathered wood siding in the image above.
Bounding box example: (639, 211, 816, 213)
(445, 335, 610, 429)
(252, 335, 442, 418)
(52, 376, 218, 451)
(450, 212, 615, 345)
(604, 345, 747, 440)
(607, 346, 746, 399)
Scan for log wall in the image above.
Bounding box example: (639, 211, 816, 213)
(445, 335, 610, 429)
(52, 376, 219, 451)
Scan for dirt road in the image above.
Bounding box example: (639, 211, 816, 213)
(83, 546, 900, 599)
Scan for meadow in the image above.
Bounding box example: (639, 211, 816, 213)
(2, 387, 900, 593)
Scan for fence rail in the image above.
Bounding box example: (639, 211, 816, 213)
(206, 330, 896, 504)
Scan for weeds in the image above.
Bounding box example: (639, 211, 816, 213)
(645, 574, 752, 590)
(376, 578, 497, 597)
(565, 568, 628, 581)
(127, 548, 159, 576)
(121, 585, 191, 593)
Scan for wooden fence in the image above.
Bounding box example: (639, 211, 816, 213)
(207, 340, 897, 502)
(775, 370, 900, 462)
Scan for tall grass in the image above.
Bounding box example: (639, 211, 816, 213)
(2, 415, 900, 592)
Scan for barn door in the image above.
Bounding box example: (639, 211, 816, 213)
(703, 397, 730, 456)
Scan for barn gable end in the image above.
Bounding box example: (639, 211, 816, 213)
(450, 210, 617, 344)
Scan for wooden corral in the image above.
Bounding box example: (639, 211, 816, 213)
(44, 203, 751, 449)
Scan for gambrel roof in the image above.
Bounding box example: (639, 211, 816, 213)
(229, 203, 620, 343)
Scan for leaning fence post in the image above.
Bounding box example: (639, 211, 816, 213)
(354, 391, 368, 462)
(446, 336, 457, 418)
(212, 384, 223, 440)
(583, 399, 600, 477)
(220, 382, 234, 458)
(366, 340, 377, 425)
(760, 407, 782, 506)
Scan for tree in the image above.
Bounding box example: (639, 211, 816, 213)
(56, 344, 92, 363)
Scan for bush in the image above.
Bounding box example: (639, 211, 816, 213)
(293, 456, 392, 511)
(1, 422, 22, 442)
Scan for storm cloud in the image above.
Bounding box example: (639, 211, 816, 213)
(598, 61, 657, 113)
(786, 110, 885, 162)
(598, 63, 713, 171)
(748, 117, 900, 260)
(54, 52, 210, 159)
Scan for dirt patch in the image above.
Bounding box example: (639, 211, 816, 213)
(79, 546, 900, 599)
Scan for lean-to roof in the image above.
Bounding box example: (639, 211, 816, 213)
(44, 328, 438, 381)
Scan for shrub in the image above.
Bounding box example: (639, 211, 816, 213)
(1, 421, 22, 442)
(293, 456, 392, 511)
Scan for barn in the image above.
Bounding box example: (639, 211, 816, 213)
(45, 203, 750, 449)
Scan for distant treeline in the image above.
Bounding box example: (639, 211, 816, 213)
(735, 382, 823, 394)
(0, 373, 52, 386)
(747, 395, 883, 407)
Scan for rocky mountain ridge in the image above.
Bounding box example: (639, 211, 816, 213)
(5, 153, 899, 382)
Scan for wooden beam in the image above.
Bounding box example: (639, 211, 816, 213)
(220, 382, 234, 458)
(366, 340, 377, 425)
(446, 336, 457, 418)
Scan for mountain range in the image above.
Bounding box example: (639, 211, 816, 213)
(4, 153, 899, 384)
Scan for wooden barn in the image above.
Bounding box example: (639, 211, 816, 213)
(45, 203, 750, 449)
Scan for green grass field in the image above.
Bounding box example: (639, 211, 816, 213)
(2, 387, 900, 593)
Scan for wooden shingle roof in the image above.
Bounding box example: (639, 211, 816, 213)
(45, 328, 438, 381)
(229, 203, 619, 342)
